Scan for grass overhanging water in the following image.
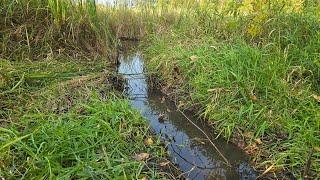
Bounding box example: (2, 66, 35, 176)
(140, 0, 320, 178)
(1, 0, 320, 179)
(0, 0, 171, 178)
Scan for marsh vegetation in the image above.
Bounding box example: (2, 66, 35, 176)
(1, 0, 319, 179)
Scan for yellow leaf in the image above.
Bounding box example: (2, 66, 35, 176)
(144, 138, 154, 146)
(255, 138, 262, 145)
(189, 55, 198, 62)
(312, 94, 320, 102)
(250, 95, 257, 101)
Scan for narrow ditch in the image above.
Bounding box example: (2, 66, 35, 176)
(117, 51, 257, 180)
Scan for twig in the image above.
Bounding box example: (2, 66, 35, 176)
(169, 143, 214, 170)
(177, 109, 232, 167)
(178, 166, 196, 178)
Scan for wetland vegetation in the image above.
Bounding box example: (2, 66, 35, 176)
(1, 0, 319, 179)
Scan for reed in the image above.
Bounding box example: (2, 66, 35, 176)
(0, 0, 114, 61)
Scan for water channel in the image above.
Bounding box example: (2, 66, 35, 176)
(117, 52, 256, 180)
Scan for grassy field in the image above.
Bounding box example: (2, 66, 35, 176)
(0, 0, 173, 179)
(141, 0, 320, 179)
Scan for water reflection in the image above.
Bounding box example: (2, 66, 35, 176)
(118, 52, 256, 180)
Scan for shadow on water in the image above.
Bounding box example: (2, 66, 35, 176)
(117, 52, 257, 180)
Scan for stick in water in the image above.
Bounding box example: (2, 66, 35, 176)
(177, 109, 231, 167)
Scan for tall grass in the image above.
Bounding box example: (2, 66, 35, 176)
(0, 0, 114, 61)
(1, 0, 319, 178)
(0, 0, 115, 123)
(140, 0, 320, 178)
(0, 1, 182, 178)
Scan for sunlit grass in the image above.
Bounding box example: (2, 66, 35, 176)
(1, 0, 320, 178)
(142, 4, 320, 177)
(0, 0, 114, 61)
(0, 92, 167, 179)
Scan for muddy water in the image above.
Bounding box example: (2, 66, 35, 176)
(118, 52, 256, 180)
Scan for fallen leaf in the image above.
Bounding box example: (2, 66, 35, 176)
(207, 88, 224, 92)
(260, 164, 275, 176)
(177, 101, 185, 109)
(314, 147, 320, 152)
(250, 95, 257, 101)
(245, 143, 258, 155)
(133, 153, 150, 161)
(267, 110, 273, 117)
(159, 161, 170, 167)
(210, 45, 217, 50)
(144, 137, 154, 146)
(141, 177, 148, 180)
(193, 137, 206, 145)
(189, 55, 198, 62)
(312, 94, 320, 102)
(255, 138, 262, 145)
(243, 131, 254, 139)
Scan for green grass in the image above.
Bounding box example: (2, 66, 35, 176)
(143, 3, 320, 178)
(2, 0, 320, 179)
(0, 92, 168, 179)
(0, 58, 171, 179)
(0, 58, 110, 121)
(0, 0, 183, 179)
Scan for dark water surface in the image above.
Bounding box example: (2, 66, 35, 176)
(118, 52, 256, 180)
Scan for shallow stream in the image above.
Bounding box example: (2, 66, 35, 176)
(118, 52, 256, 180)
